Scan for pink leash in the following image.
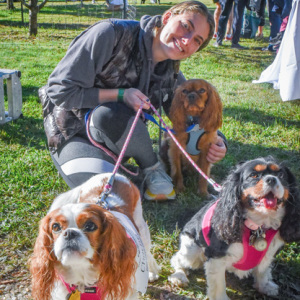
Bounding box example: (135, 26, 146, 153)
(149, 103, 222, 192)
(96, 102, 144, 207)
(86, 111, 138, 177)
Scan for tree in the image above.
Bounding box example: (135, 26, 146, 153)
(7, 0, 15, 10)
(21, 0, 48, 36)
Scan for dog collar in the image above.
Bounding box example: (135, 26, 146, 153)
(58, 274, 101, 300)
(202, 200, 278, 271)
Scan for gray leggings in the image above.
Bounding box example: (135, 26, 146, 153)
(51, 102, 157, 189)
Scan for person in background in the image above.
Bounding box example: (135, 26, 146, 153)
(39, 1, 227, 201)
(213, 0, 234, 41)
(262, 0, 282, 51)
(213, 0, 248, 49)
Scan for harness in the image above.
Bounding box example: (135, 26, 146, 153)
(186, 124, 205, 156)
(202, 201, 278, 271)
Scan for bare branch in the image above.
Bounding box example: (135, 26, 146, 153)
(20, 0, 32, 10)
(38, 0, 49, 10)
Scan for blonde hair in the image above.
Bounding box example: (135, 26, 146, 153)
(161, 1, 214, 51)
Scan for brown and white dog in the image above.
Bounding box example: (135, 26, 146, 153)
(30, 173, 160, 300)
(168, 156, 300, 300)
(167, 79, 223, 195)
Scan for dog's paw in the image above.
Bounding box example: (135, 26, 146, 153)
(148, 271, 159, 282)
(168, 271, 189, 287)
(148, 261, 161, 282)
(254, 280, 279, 296)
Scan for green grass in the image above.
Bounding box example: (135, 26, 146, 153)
(1, 1, 300, 299)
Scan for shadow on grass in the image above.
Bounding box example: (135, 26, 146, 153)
(223, 106, 300, 128)
(0, 3, 171, 30)
(0, 115, 45, 150)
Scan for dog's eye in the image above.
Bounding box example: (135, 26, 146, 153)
(277, 171, 284, 178)
(182, 89, 189, 95)
(52, 223, 62, 233)
(198, 88, 206, 94)
(84, 221, 98, 232)
(250, 172, 259, 179)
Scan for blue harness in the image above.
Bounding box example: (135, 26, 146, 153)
(144, 113, 205, 156)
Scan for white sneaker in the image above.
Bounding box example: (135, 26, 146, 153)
(143, 162, 176, 201)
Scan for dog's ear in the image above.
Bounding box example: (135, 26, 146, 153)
(95, 210, 137, 299)
(200, 83, 223, 132)
(30, 214, 57, 300)
(169, 88, 187, 133)
(279, 165, 300, 242)
(211, 166, 244, 244)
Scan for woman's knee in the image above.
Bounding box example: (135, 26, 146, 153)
(91, 102, 135, 143)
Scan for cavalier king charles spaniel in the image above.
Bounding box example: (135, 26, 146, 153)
(30, 173, 160, 300)
(167, 79, 223, 195)
(168, 156, 300, 299)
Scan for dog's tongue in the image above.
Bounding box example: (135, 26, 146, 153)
(262, 193, 277, 209)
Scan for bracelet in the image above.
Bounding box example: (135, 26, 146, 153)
(117, 89, 125, 102)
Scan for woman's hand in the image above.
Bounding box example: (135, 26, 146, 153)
(123, 88, 150, 111)
(206, 136, 227, 163)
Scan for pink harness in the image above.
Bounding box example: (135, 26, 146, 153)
(202, 201, 278, 271)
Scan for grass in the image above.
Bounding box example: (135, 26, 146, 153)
(0, 0, 300, 299)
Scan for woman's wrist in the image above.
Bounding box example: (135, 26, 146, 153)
(117, 89, 125, 103)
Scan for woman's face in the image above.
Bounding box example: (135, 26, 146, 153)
(153, 11, 210, 62)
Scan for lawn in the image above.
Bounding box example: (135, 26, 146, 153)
(0, 0, 300, 299)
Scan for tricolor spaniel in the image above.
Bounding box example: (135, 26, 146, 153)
(169, 156, 300, 299)
(30, 173, 160, 300)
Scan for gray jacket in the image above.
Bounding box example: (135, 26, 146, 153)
(41, 16, 183, 153)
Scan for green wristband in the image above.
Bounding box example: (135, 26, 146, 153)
(117, 89, 125, 102)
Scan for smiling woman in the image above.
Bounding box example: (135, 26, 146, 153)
(40, 1, 225, 202)
(152, 3, 214, 62)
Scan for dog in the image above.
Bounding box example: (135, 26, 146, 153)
(167, 79, 223, 195)
(168, 156, 300, 299)
(30, 173, 160, 300)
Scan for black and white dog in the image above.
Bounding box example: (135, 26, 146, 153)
(169, 156, 300, 300)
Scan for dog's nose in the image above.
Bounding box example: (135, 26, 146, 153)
(265, 175, 277, 187)
(63, 229, 79, 240)
(188, 93, 196, 103)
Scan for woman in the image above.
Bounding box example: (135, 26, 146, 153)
(40, 0, 227, 201)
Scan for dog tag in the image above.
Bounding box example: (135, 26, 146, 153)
(66, 290, 81, 300)
(254, 237, 267, 251)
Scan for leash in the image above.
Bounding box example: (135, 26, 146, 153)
(96, 102, 144, 207)
(149, 103, 222, 192)
(144, 112, 200, 134)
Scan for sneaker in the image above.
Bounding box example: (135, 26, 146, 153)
(213, 33, 217, 39)
(255, 33, 264, 41)
(213, 41, 222, 47)
(269, 31, 284, 46)
(231, 43, 246, 50)
(143, 162, 176, 201)
(261, 45, 276, 52)
(224, 34, 232, 41)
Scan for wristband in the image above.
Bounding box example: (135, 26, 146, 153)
(117, 89, 125, 102)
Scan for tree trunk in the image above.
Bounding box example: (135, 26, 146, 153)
(29, 7, 39, 36)
(7, 0, 15, 10)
